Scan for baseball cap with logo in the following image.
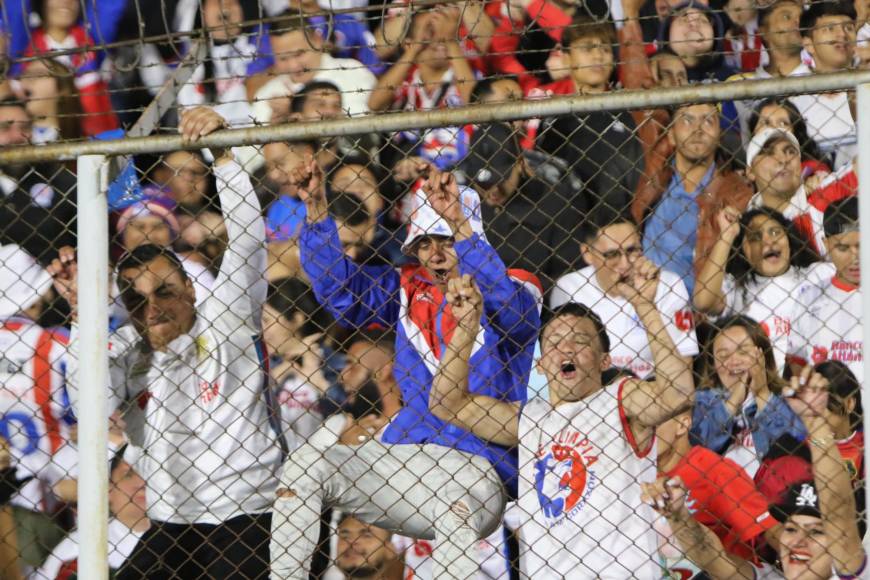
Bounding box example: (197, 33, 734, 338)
(401, 185, 488, 254)
(458, 123, 521, 190)
(745, 128, 801, 168)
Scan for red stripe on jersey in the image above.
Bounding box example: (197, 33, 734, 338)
(1, 322, 24, 332)
(34, 330, 63, 455)
(617, 378, 655, 458)
(507, 269, 544, 296)
(791, 213, 820, 255)
(832, 276, 859, 293)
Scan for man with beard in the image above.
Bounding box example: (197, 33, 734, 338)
(635, 102, 752, 294)
(0, 98, 77, 264)
(335, 515, 403, 580)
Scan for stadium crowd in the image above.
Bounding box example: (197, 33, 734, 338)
(0, 0, 868, 577)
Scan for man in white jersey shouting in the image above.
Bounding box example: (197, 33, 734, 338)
(429, 262, 695, 579)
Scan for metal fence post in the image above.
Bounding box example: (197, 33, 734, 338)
(857, 83, 870, 553)
(76, 154, 110, 580)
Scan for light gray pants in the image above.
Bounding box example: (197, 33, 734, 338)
(270, 440, 506, 579)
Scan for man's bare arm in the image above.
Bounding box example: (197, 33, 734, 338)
(429, 275, 520, 446)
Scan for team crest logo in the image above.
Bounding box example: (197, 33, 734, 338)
(534, 431, 598, 523)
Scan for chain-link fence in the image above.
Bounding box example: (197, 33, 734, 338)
(0, 0, 870, 579)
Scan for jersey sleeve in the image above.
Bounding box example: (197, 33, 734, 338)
(209, 160, 268, 332)
(657, 272, 699, 357)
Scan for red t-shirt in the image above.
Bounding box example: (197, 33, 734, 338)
(667, 446, 778, 560)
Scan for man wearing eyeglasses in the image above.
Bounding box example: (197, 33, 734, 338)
(550, 209, 698, 379)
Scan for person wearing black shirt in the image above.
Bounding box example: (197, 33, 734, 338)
(459, 122, 588, 291)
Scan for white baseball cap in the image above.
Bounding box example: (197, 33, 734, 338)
(401, 185, 488, 254)
(0, 244, 53, 319)
(745, 128, 800, 168)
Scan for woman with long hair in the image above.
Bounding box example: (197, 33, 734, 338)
(691, 315, 806, 476)
(694, 207, 832, 371)
(645, 366, 866, 580)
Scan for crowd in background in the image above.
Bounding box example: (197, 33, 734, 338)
(0, 0, 868, 577)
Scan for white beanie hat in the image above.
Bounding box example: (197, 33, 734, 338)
(402, 185, 488, 254)
(0, 244, 53, 319)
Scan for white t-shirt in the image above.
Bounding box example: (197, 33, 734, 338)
(790, 89, 856, 170)
(274, 373, 323, 453)
(721, 262, 835, 372)
(517, 379, 660, 579)
(789, 277, 863, 380)
(550, 267, 698, 379)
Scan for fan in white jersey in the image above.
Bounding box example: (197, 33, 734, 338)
(430, 263, 695, 579)
(0, 244, 79, 535)
(695, 206, 831, 371)
(48, 108, 283, 579)
(550, 215, 698, 379)
(644, 365, 866, 580)
(789, 196, 862, 381)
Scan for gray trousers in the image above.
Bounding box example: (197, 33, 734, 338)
(270, 439, 506, 579)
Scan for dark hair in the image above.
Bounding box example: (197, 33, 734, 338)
(469, 75, 521, 104)
(0, 96, 29, 115)
(823, 196, 859, 238)
(290, 80, 341, 115)
(758, 0, 803, 30)
(800, 0, 856, 37)
(700, 314, 788, 394)
(562, 14, 617, 48)
(815, 360, 863, 426)
(109, 444, 128, 479)
(541, 303, 611, 354)
(267, 277, 332, 337)
(116, 244, 188, 280)
(329, 192, 370, 227)
(579, 207, 637, 245)
(748, 98, 824, 163)
(270, 12, 311, 36)
(725, 208, 820, 290)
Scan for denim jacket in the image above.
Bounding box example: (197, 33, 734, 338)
(691, 388, 808, 459)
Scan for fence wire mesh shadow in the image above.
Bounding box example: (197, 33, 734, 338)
(0, 0, 868, 578)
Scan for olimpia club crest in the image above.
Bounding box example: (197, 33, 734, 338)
(534, 430, 599, 525)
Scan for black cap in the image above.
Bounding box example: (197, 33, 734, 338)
(823, 196, 859, 238)
(459, 123, 520, 190)
(771, 480, 822, 522)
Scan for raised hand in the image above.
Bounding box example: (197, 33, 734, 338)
(291, 157, 328, 223)
(446, 274, 483, 335)
(716, 206, 741, 243)
(46, 246, 78, 319)
(615, 256, 660, 305)
(419, 164, 467, 231)
(641, 476, 690, 520)
(179, 106, 230, 163)
(785, 365, 830, 419)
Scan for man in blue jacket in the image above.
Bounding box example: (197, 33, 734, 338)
(270, 160, 541, 578)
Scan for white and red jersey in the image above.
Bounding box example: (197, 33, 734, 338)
(721, 263, 834, 372)
(0, 317, 73, 511)
(550, 267, 698, 379)
(747, 167, 857, 257)
(390, 528, 509, 580)
(517, 379, 660, 579)
(789, 277, 863, 380)
(31, 518, 146, 580)
(723, 18, 763, 73)
(24, 26, 119, 136)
